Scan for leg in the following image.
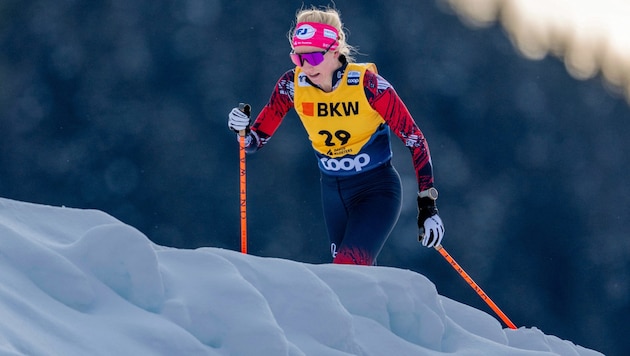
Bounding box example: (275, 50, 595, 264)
(320, 175, 348, 260)
(332, 164, 402, 265)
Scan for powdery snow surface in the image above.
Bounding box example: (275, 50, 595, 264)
(0, 198, 603, 356)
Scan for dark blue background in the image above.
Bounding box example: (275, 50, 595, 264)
(1, 1, 628, 354)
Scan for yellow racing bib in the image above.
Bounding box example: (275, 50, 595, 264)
(294, 63, 385, 158)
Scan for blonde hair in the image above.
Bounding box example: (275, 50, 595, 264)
(289, 6, 357, 63)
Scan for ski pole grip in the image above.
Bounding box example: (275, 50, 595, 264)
(238, 103, 251, 137)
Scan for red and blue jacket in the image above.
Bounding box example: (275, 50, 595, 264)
(245, 59, 434, 192)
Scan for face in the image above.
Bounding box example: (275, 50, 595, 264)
(291, 45, 340, 89)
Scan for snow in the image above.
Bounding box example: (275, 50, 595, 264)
(0, 197, 603, 355)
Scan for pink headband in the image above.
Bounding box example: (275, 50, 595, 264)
(292, 22, 339, 50)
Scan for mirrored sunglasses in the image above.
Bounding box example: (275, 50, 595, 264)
(290, 41, 336, 67)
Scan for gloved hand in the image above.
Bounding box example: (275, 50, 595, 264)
(228, 107, 251, 133)
(417, 194, 445, 248)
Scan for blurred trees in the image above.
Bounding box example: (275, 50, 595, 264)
(1, 1, 628, 354)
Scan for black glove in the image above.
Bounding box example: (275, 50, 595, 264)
(417, 194, 445, 248)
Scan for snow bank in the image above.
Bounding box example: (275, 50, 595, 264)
(0, 198, 603, 355)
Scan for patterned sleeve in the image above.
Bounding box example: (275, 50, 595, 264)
(363, 70, 434, 191)
(246, 70, 296, 153)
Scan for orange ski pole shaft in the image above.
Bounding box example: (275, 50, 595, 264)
(238, 103, 251, 254)
(434, 244, 517, 329)
(239, 134, 247, 254)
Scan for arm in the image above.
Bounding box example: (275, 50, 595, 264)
(364, 70, 444, 247)
(244, 70, 296, 153)
(363, 70, 434, 191)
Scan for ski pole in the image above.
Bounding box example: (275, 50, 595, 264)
(434, 244, 517, 329)
(238, 103, 251, 254)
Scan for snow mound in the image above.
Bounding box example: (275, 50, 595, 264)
(0, 198, 603, 355)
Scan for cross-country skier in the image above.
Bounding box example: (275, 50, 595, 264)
(227, 6, 445, 265)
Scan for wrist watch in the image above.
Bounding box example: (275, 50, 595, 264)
(418, 187, 438, 200)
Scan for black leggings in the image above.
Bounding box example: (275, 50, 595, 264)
(320, 162, 402, 265)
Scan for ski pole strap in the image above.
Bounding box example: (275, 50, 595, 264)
(238, 103, 251, 137)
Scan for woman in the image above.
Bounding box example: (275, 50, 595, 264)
(227, 6, 444, 265)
